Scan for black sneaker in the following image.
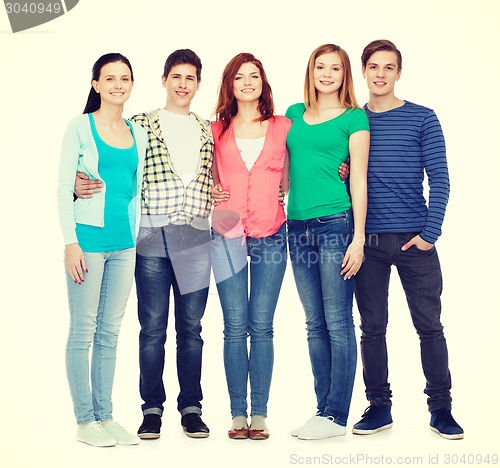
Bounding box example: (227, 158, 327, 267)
(137, 414, 162, 439)
(181, 413, 210, 438)
(430, 408, 464, 440)
(352, 403, 393, 435)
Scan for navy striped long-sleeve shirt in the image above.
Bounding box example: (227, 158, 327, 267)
(363, 101, 450, 244)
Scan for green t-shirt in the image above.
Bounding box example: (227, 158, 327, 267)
(285, 103, 369, 220)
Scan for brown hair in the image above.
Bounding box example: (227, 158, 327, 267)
(163, 49, 202, 81)
(361, 39, 402, 71)
(304, 44, 359, 112)
(214, 52, 274, 136)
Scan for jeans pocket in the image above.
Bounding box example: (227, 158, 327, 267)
(269, 223, 287, 241)
(317, 211, 349, 225)
(191, 227, 211, 245)
(412, 244, 436, 253)
(137, 227, 160, 244)
(211, 228, 224, 242)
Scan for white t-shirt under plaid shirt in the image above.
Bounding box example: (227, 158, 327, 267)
(159, 109, 201, 188)
(129, 109, 213, 230)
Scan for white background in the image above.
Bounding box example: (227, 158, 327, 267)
(1, 1, 499, 466)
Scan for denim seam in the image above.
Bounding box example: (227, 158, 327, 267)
(94, 256, 108, 421)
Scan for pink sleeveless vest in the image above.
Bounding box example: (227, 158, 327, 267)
(211, 116, 291, 238)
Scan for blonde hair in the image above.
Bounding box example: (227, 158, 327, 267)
(304, 44, 359, 112)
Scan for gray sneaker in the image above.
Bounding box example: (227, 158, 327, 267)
(102, 421, 140, 445)
(76, 421, 117, 447)
(297, 416, 346, 440)
(291, 414, 323, 437)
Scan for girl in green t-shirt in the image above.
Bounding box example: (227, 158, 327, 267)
(286, 43, 370, 440)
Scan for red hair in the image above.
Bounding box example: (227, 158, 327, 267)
(214, 53, 274, 136)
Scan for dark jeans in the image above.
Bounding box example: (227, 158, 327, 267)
(354, 233, 452, 412)
(135, 224, 211, 416)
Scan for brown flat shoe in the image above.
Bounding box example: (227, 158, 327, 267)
(249, 428, 269, 440)
(228, 427, 249, 439)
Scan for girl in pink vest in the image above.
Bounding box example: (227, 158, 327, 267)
(211, 53, 291, 440)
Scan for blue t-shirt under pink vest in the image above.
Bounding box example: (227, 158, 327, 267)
(76, 113, 139, 252)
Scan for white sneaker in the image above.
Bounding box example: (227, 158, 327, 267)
(102, 421, 140, 445)
(77, 421, 117, 447)
(297, 416, 346, 440)
(291, 414, 324, 437)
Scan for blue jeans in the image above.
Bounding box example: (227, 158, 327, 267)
(211, 223, 287, 418)
(287, 211, 357, 426)
(65, 248, 136, 425)
(135, 224, 211, 416)
(354, 233, 452, 411)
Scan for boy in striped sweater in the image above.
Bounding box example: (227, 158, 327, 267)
(352, 39, 463, 440)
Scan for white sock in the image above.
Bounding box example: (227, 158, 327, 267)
(250, 415, 268, 431)
(231, 416, 248, 430)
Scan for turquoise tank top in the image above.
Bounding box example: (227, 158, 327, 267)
(76, 113, 138, 252)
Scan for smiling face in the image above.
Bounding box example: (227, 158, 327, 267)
(362, 50, 401, 98)
(313, 52, 344, 97)
(162, 63, 200, 114)
(92, 61, 133, 108)
(232, 62, 263, 104)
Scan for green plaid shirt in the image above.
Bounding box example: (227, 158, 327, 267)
(130, 109, 213, 227)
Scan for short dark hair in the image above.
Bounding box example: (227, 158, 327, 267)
(163, 49, 202, 81)
(361, 39, 402, 71)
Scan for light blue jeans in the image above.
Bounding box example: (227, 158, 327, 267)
(287, 211, 357, 426)
(65, 248, 136, 424)
(211, 223, 287, 418)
